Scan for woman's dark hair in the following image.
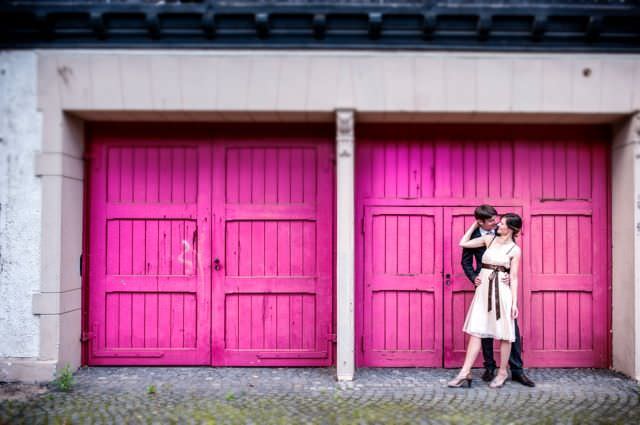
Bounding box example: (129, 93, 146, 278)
(474, 204, 498, 221)
(502, 213, 522, 239)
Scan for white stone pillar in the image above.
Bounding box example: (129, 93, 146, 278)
(335, 110, 355, 381)
(611, 112, 640, 380)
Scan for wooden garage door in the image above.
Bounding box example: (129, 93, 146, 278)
(356, 125, 609, 368)
(86, 126, 334, 366)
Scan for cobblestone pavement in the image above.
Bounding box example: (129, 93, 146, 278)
(1, 367, 639, 424)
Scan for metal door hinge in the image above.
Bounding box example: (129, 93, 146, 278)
(80, 331, 94, 343)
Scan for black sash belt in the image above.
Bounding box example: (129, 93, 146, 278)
(482, 263, 510, 321)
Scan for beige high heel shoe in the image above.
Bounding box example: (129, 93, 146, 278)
(489, 372, 509, 389)
(447, 371, 473, 388)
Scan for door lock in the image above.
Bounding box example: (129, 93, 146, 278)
(213, 258, 222, 271)
(444, 273, 451, 286)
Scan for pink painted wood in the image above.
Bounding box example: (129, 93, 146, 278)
(356, 125, 609, 368)
(87, 125, 334, 366)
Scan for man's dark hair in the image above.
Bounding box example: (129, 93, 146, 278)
(474, 204, 498, 220)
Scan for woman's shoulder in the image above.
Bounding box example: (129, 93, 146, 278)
(509, 244, 522, 256)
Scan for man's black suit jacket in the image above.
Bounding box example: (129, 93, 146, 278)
(461, 227, 490, 285)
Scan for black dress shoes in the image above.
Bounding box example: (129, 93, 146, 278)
(511, 373, 535, 387)
(481, 369, 495, 382)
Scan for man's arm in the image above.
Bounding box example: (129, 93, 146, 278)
(461, 247, 478, 284)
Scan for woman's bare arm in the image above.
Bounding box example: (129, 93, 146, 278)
(459, 222, 491, 248)
(509, 248, 521, 318)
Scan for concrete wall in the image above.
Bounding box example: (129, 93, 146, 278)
(0, 51, 43, 380)
(1, 49, 639, 381)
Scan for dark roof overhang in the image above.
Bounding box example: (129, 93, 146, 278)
(1, 1, 639, 52)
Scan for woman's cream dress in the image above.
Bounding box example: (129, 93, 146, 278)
(462, 239, 519, 342)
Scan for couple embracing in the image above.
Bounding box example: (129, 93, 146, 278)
(448, 205, 535, 389)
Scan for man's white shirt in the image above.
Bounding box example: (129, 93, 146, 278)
(479, 227, 495, 237)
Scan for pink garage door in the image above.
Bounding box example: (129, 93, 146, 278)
(356, 125, 609, 368)
(86, 125, 334, 366)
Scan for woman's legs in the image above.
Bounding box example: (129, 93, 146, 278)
(458, 335, 482, 375)
(497, 340, 512, 378)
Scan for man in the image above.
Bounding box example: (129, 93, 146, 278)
(460, 204, 535, 387)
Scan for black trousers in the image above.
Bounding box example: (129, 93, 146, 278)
(481, 319, 523, 376)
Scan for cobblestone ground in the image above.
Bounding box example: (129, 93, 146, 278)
(1, 367, 639, 424)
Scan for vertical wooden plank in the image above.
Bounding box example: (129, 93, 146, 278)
(226, 148, 240, 204)
(172, 294, 186, 348)
(453, 293, 465, 351)
(131, 293, 145, 348)
(450, 141, 463, 198)
(226, 221, 239, 277)
(120, 148, 134, 203)
(290, 295, 303, 350)
(530, 292, 543, 350)
(158, 148, 172, 203)
(555, 292, 568, 350)
(133, 147, 147, 203)
(385, 216, 398, 275)
(119, 293, 133, 348)
(566, 141, 579, 199)
(144, 293, 158, 348)
(265, 221, 278, 276)
(397, 216, 410, 275)
(578, 144, 592, 200)
(132, 220, 146, 275)
(542, 216, 555, 274)
(555, 142, 567, 199)
(302, 221, 316, 276)
(408, 142, 421, 199)
(238, 222, 252, 276)
(183, 220, 196, 276)
(397, 142, 409, 199)
(252, 148, 266, 204)
(372, 215, 385, 276)
(567, 292, 581, 349)
(409, 216, 421, 275)
(397, 292, 410, 350)
(421, 292, 435, 350)
(463, 141, 476, 199)
(184, 148, 198, 204)
(488, 140, 502, 198)
(238, 147, 252, 204)
(555, 216, 567, 274)
(290, 221, 303, 276)
(408, 292, 421, 350)
(567, 216, 580, 274)
(579, 216, 592, 274)
(183, 295, 197, 348)
(106, 220, 120, 275)
(157, 294, 171, 347)
(146, 147, 159, 203)
(238, 295, 252, 349)
(171, 221, 184, 275)
(371, 292, 384, 350)
(107, 147, 121, 202)
(475, 141, 489, 198)
(372, 141, 386, 198)
(421, 216, 434, 275)
(264, 295, 277, 349)
(384, 142, 397, 199)
(276, 295, 290, 349)
(278, 148, 291, 204)
(119, 220, 133, 275)
(251, 221, 265, 276)
(531, 217, 543, 273)
(251, 295, 265, 349)
(500, 140, 514, 199)
(434, 143, 451, 198)
(580, 293, 593, 349)
(145, 220, 159, 276)
(277, 221, 291, 276)
(225, 295, 239, 349)
(384, 292, 398, 350)
(291, 148, 304, 203)
(105, 294, 119, 348)
(542, 141, 555, 199)
(529, 143, 543, 201)
(543, 293, 556, 350)
(303, 148, 316, 204)
(264, 148, 279, 204)
(302, 295, 315, 350)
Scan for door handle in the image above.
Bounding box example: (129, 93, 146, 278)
(213, 258, 222, 271)
(444, 273, 451, 286)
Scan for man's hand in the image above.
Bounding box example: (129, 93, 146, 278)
(501, 274, 510, 285)
(474, 276, 481, 287)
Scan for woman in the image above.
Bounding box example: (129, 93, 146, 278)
(448, 213, 522, 389)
